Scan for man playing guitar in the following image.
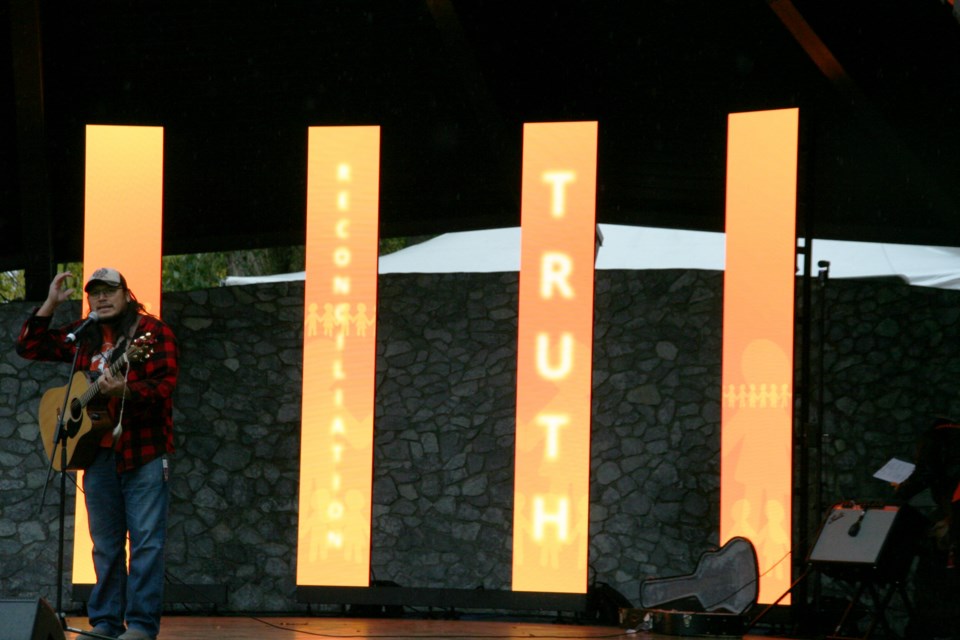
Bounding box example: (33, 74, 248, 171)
(17, 268, 179, 640)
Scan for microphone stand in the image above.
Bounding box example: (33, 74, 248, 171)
(809, 260, 830, 629)
(42, 337, 112, 640)
(815, 261, 830, 530)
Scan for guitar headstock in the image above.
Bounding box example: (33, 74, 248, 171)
(127, 332, 156, 363)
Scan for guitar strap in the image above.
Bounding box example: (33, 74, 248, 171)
(111, 315, 142, 443)
(113, 314, 142, 358)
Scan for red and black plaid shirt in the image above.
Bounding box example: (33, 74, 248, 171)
(17, 310, 179, 472)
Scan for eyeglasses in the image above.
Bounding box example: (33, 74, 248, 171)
(87, 287, 122, 298)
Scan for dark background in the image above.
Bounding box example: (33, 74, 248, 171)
(3, 0, 960, 271)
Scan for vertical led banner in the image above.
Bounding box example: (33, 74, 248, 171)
(721, 108, 798, 604)
(76, 124, 165, 583)
(512, 121, 597, 593)
(297, 126, 380, 587)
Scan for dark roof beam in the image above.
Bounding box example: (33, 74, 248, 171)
(766, 0, 959, 244)
(424, 0, 519, 210)
(10, 0, 54, 298)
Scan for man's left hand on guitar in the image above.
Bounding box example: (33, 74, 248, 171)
(97, 366, 130, 399)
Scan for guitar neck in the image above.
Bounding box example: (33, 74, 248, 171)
(78, 353, 130, 408)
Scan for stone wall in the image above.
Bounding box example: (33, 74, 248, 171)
(1, 270, 958, 615)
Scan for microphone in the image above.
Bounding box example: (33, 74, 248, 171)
(847, 511, 865, 537)
(65, 311, 100, 343)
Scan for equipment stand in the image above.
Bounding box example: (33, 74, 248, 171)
(44, 346, 112, 640)
(826, 577, 913, 640)
(748, 564, 911, 640)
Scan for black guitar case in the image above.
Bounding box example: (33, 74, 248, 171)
(631, 536, 759, 636)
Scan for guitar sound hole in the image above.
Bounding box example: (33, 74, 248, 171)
(67, 399, 84, 437)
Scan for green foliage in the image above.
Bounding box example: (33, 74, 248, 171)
(1, 262, 83, 304)
(162, 253, 230, 292)
(379, 237, 408, 255)
(225, 246, 304, 279)
(3, 240, 423, 300)
(161, 247, 308, 291)
(61, 262, 84, 298)
(0, 271, 25, 303)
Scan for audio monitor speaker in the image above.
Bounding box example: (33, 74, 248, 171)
(808, 503, 923, 581)
(0, 598, 65, 640)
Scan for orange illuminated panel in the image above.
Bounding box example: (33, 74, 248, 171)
(297, 126, 380, 587)
(512, 122, 597, 593)
(721, 108, 798, 604)
(75, 124, 165, 584)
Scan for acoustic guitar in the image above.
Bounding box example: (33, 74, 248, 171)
(38, 333, 154, 471)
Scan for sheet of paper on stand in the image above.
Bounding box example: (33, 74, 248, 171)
(873, 458, 915, 484)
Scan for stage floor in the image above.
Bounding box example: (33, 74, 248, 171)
(64, 616, 626, 640)
(63, 615, 787, 640)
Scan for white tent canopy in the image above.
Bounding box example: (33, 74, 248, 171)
(222, 224, 960, 290)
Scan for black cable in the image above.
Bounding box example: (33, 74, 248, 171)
(694, 547, 793, 613)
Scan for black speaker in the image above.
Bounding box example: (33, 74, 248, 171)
(585, 582, 633, 626)
(0, 598, 65, 640)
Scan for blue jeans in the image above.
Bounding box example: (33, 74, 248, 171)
(83, 449, 169, 637)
